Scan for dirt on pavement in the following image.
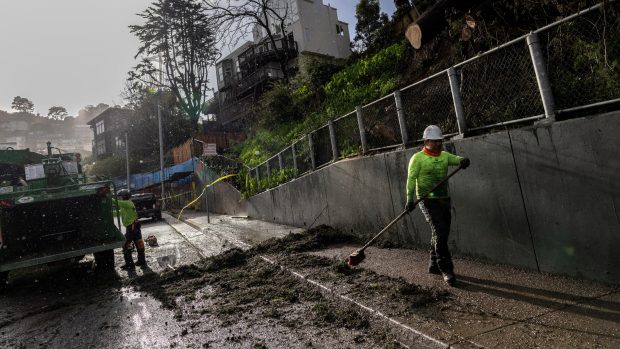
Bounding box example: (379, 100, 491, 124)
(129, 225, 454, 348)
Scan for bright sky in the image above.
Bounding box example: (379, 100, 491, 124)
(0, 0, 396, 117)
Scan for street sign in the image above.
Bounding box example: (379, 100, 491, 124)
(203, 143, 217, 157)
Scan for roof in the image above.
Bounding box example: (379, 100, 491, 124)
(0, 149, 46, 165)
(86, 107, 133, 126)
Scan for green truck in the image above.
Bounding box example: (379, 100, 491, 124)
(0, 143, 124, 289)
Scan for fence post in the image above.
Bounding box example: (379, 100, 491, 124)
(328, 120, 339, 161)
(355, 106, 368, 154)
(527, 32, 556, 121)
(447, 67, 468, 136)
(308, 133, 316, 170)
(291, 143, 298, 174)
(255, 167, 260, 182)
(393, 90, 409, 146)
(205, 186, 210, 223)
(278, 153, 283, 171)
(266, 161, 271, 183)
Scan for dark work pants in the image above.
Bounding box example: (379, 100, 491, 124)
(123, 221, 145, 265)
(419, 198, 454, 273)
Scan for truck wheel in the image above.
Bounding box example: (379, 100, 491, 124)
(0, 272, 8, 292)
(94, 250, 115, 271)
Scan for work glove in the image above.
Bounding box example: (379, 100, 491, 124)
(460, 157, 470, 169)
(405, 201, 416, 212)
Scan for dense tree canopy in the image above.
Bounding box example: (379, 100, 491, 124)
(353, 0, 391, 54)
(47, 106, 68, 120)
(129, 0, 218, 124)
(11, 96, 34, 113)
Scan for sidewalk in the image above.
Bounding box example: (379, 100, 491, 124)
(176, 211, 620, 348)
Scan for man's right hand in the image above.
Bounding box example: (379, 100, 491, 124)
(405, 201, 416, 212)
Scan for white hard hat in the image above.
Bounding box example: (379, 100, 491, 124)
(423, 125, 443, 140)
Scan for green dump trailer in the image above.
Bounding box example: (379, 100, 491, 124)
(0, 143, 124, 289)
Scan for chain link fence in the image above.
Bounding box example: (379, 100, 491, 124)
(267, 156, 280, 182)
(361, 95, 402, 150)
(247, 2, 619, 195)
(293, 138, 312, 175)
(401, 73, 458, 142)
(281, 145, 296, 173)
(257, 162, 269, 182)
(311, 125, 333, 168)
(539, 4, 620, 111)
(455, 40, 544, 129)
(333, 111, 362, 158)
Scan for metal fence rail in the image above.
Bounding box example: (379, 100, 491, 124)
(456, 40, 545, 129)
(248, 1, 619, 195)
(539, 5, 620, 111)
(401, 72, 457, 143)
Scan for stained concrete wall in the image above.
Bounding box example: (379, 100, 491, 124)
(211, 182, 247, 216)
(245, 111, 620, 283)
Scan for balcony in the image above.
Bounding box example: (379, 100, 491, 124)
(237, 36, 298, 73)
(236, 67, 284, 98)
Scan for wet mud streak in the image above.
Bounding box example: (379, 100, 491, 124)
(131, 225, 450, 347)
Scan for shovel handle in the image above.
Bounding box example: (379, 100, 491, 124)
(360, 209, 409, 251)
(359, 166, 464, 252)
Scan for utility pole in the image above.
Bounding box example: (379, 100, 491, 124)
(158, 53, 166, 206)
(125, 132, 130, 191)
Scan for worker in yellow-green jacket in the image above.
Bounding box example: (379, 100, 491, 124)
(405, 125, 470, 286)
(114, 189, 147, 270)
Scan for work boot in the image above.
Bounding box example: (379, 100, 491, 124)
(121, 250, 135, 270)
(428, 265, 441, 275)
(135, 249, 147, 267)
(442, 272, 456, 287)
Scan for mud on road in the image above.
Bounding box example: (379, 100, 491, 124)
(131, 225, 455, 348)
(0, 223, 460, 348)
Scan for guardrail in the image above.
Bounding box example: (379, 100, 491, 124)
(247, 1, 619, 194)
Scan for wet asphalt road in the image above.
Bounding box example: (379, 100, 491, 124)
(0, 217, 211, 349)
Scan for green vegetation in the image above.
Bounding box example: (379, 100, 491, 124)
(83, 155, 126, 179)
(230, 42, 410, 197)
(243, 168, 298, 198)
(223, 1, 619, 198)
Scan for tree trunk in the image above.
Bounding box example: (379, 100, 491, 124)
(406, 0, 483, 49)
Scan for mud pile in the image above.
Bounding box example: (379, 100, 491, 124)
(133, 225, 450, 347)
(254, 224, 360, 254)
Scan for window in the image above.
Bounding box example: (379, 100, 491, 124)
(96, 140, 106, 155)
(95, 120, 105, 135)
(336, 24, 345, 36)
(115, 136, 125, 150)
(217, 65, 224, 82)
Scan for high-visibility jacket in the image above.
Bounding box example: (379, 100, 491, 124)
(406, 149, 462, 202)
(113, 199, 138, 227)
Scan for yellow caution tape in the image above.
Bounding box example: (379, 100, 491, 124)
(177, 173, 237, 221)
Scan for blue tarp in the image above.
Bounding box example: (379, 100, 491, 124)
(114, 158, 196, 191)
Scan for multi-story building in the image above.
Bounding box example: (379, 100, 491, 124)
(207, 0, 351, 127)
(86, 108, 132, 160)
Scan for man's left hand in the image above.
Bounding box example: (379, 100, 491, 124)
(460, 158, 470, 169)
(405, 201, 416, 212)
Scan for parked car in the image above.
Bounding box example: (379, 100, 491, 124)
(130, 193, 162, 221)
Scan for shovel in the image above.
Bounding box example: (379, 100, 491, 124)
(347, 166, 464, 266)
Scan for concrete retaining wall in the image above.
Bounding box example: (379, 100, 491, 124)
(245, 111, 620, 283)
(211, 182, 247, 216)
